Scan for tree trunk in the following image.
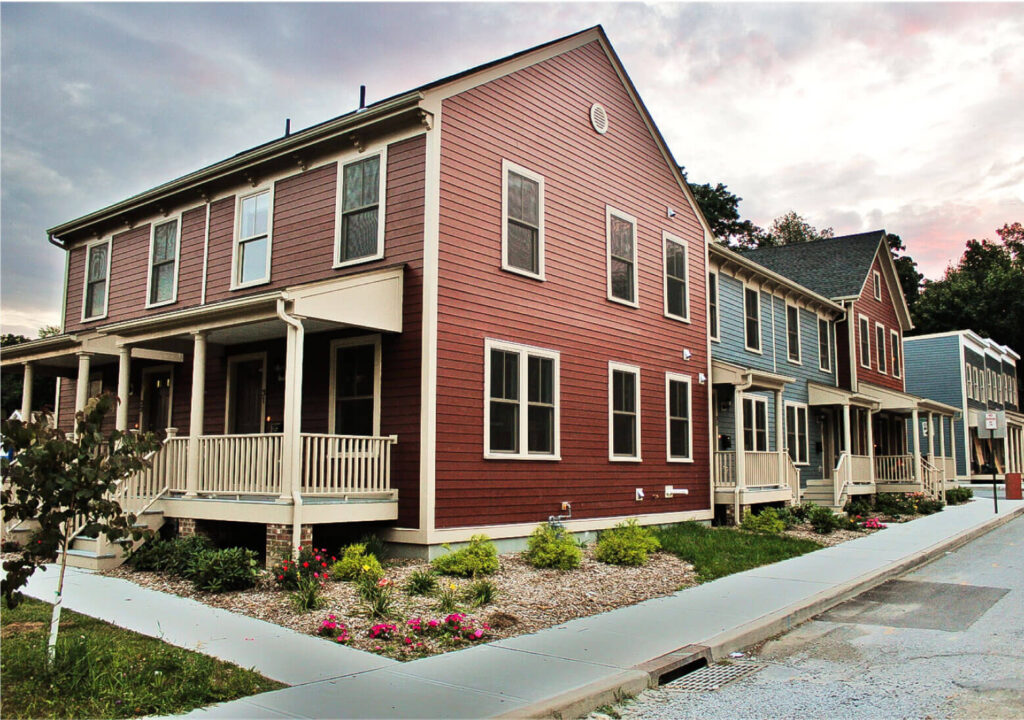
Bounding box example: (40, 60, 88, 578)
(46, 519, 72, 665)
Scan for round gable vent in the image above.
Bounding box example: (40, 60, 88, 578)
(590, 103, 609, 135)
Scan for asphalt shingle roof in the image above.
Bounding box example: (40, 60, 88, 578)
(741, 231, 885, 299)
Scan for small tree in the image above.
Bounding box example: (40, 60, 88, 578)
(1, 393, 160, 661)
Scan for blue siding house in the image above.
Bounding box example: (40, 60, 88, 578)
(708, 243, 845, 521)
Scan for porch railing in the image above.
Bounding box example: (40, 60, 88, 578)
(784, 452, 800, 502)
(942, 456, 955, 482)
(875, 454, 914, 483)
(745, 451, 781, 488)
(834, 452, 851, 508)
(199, 433, 283, 495)
(714, 451, 735, 487)
(849, 454, 873, 484)
(920, 458, 943, 500)
(160, 437, 189, 493)
(301, 433, 397, 495)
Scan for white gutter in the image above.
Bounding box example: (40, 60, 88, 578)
(276, 299, 305, 556)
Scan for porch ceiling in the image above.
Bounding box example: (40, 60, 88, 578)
(859, 382, 956, 416)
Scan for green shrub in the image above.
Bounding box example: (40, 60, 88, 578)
(189, 547, 260, 593)
(130, 535, 215, 577)
(740, 507, 786, 535)
(330, 543, 383, 582)
(789, 502, 816, 522)
(271, 546, 335, 590)
(290, 574, 326, 612)
(594, 520, 661, 566)
(358, 533, 388, 561)
(431, 535, 499, 577)
(404, 569, 438, 596)
(808, 505, 841, 535)
(917, 497, 945, 515)
(838, 514, 862, 532)
(463, 579, 498, 607)
(844, 496, 873, 517)
(774, 507, 799, 529)
(875, 493, 916, 517)
(945, 487, 973, 505)
(522, 524, 582, 570)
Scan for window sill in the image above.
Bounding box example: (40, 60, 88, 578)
(80, 314, 108, 324)
(145, 298, 177, 310)
(787, 358, 802, 366)
(745, 346, 764, 355)
(667, 457, 694, 464)
(334, 251, 384, 270)
(664, 312, 691, 324)
(607, 295, 639, 309)
(231, 279, 271, 291)
(484, 452, 561, 461)
(609, 456, 642, 463)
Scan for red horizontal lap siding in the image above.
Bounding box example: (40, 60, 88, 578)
(853, 254, 904, 392)
(433, 40, 710, 530)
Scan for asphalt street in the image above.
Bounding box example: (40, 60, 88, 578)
(605, 512, 1024, 720)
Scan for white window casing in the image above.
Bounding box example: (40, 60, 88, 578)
(500, 159, 545, 280)
(859, 314, 871, 369)
(663, 232, 690, 322)
(876, 322, 887, 375)
(708, 270, 720, 341)
(81, 237, 112, 322)
(665, 372, 693, 462)
(891, 329, 902, 379)
(744, 285, 762, 353)
(609, 361, 641, 461)
(818, 317, 831, 372)
(484, 338, 560, 460)
(231, 185, 274, 289)
(786, 304, 801, 364)
(873, 270, 882, 301)
(785, 401, 810, 465)
(146, 215, 182, 308)
(606, 206, 638, 307)
(328, 335, 383, 436)
(742, 395, 769, 452)
(335, 149, 387, 269)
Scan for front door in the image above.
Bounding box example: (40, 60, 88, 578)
(228, 357, 264, 434)
(141, 369, 172, 432)
(821, 410, 836, 479)
(333, 340, 378, 436)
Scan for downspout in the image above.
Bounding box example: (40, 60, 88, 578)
(276, 299, 304, 556)
(770, 292, 778, 374)
(733, 372, 755, 524)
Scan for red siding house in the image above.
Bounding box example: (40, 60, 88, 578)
(3, 27, 716, 565)
(744, 232, 958, 507)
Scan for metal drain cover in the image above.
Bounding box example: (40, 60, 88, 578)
(663, 661, 764, 692)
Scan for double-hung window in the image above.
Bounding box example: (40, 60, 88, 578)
(890, 329, 901, 378)
(501, 160, 544, 278)
(609, 362, 640, 460)
(744, 286, 761, 352)
(965, 361, 972, 399)
(665, 373, 692, 462)
(607, 207, 637, 306)
(818, 318, 831, 372)
(859, 315, 871, 369)
(708, 271, 720, 340)
(785, 403, 809, 465)
(873, 271, 882, 301)
(82, 239, 111, 321)
(148, 218, 179, 306)
(876, 323, 887, 374)
(786, 305, 801, 363)
(485, 340, 559, 459)
(235, 189, 272, 287)
(337, 153, 385, 267)
(663, 232, 689, 321)
(742, 396, 768, 452)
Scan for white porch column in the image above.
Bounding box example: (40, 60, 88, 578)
(773, 389, 784, 485)
(927, 412, 935, 462)
(939, 416, 947, 463)
(733, 386, 745, 525)
(866, 410, 875, 483)
(116, 347, 131, 432)
(280, 317, 305, 502)
(186, 332, 207, 497)
(74, 353, 92, 416)
(911, 408, 922, 485)
(950, 414, 959, 479)
(20, 362, 34, 420)
(842, 404, 852, 454)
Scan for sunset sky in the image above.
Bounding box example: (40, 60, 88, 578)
(2, 3, 1022, 336)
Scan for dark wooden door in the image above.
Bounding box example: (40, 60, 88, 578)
(230, 359, 264, 434)
(142, 370, 172, 432)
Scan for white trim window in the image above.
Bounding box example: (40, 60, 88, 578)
(708, 271, 720, 341)
(609, 362, 641, 461)
(873, 270, 882, 301)
(82, 238, 112, 321)
(785, 402, 809, 465)
(606, 207, 638, 306)
(744, 286, 762, 353)
(665, 373, 692, 462)
(233, 187, 273, 288)
(859, 314, 871, 369)
(147, 217, 181, 307)
(890, 329, 902, 379)
(965, 361, 972, 399)
(484, 339, 559, 460)
(786, 304, 801, 363)
(818, 317, 831, 372)
(875, 322, 887, 374)
(336, 151, 386, 268)
(742, 395, 768, 452)
(663, 232, 689, 322)
(501, 160, 544, 279)
(329, 336, 382, 436)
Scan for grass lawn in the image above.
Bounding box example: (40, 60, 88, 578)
(653, 522, 823, 582)
(0, 597, 284, 719)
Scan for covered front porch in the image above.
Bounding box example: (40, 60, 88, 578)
(711, 361, 801, 522)
(3, 269, 408, 563)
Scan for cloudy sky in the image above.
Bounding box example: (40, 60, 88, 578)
(2, 2, 1022, 337)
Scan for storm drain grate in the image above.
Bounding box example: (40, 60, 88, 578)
(662, 661, 764, 692)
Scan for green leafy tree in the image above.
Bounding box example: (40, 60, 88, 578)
(683, 170, 764, 247)
(1, 394, 160, 661)
(758, 211, 834, 247)
(912, 223, 1024, 392)
(37, 325, 61, 338)
(1, 334, 57, 420)
(886, 232, 924, 307)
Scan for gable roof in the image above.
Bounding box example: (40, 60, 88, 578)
(49, 25, 715, 247)
(740, 230, 914, 331)
(740, 231, 885, 299)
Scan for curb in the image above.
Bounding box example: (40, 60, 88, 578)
(511, 504, 1024, 719)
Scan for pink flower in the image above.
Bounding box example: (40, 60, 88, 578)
(473, 630, 484, 639)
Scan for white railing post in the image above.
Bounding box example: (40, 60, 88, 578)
(116, 347, 131, 432)
(186, 332, 207, 497)
(866, 411, 875, 484)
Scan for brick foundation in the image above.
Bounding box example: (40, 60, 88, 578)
(177, 518, 197, 537)
(265, 523, 312, 568)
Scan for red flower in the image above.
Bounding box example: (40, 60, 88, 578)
(303, 561, 309, 568)
(277, 575, 284, 581)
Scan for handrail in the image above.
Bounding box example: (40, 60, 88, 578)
(784, 452, 801, 503)
(920, 457, 943, 501)
(833, 452, 851, 508)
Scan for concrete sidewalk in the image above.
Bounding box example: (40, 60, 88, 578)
(19, 496, 1024, 718)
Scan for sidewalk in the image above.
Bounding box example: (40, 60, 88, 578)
(19, 497, 1023, 718)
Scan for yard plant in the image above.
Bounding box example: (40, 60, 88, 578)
(945, 486, 974, 505)
(595, 519, 661, 566)
(431, 534, 499, 577)
(522, 523, 582, 570)
(740, 507, 786, 535)
(330, 543, 383, 581)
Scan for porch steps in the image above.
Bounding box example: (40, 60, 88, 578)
(800, 479, 846, 514)
(60, 508, 166, 571)
(2, 518, 41, 548)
